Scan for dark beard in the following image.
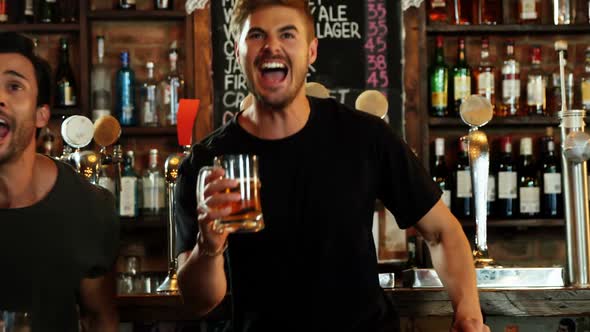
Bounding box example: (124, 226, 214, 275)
(0, 124, 34, 165)
(247, 76, 306, 111)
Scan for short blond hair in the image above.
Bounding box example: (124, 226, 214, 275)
(230, 0, 316, 42)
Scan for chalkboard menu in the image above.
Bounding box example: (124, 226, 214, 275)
(211, 0, 402, 134)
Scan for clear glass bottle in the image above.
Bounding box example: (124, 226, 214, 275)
(116, 50, 137, 126)
(158, 42, 185, 127)
(91, 36, 112, 122)
(525, 46, 547, 116)
(474, 36, 495, 108)
(553, 0, 576, 24)
(119, 150, 140, 217)
(139, 62, 159, 127)
(581, 46, 590, 111)
(499, 40, 520, 117)
(142, 149, 165, 216)
(550, 48, 574, 115)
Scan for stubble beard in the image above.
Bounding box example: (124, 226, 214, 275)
(0, 120, 35, 165)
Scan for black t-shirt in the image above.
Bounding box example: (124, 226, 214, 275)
(175, 97, 441, 331)
(0, 159, 119, 331)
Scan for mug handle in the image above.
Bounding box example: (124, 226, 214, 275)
(196, 166, 215, 213)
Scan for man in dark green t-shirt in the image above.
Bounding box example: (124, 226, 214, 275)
(0, 32, 119, 331)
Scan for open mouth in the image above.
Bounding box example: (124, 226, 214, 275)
(0, 118, 10, 141)
(259, 61, 289, 86)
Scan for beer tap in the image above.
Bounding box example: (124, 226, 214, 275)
(458, 95, 495, 268)
(93, 115, 123, 190)
(555, 40, 590, 287)
(60, 115, 96, 180)
(157, 99, 200, 294)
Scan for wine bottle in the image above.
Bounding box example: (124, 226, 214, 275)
(518, 137, 540, 217)
(432, 137, 451, 208)
(453, 138, 472, 219)
(55, 38, 78, 108)
(541, 128, 562, 217)
(452, 37, 471, 116)
(429, 36, 449, 117)
(496, 136, 517, 218)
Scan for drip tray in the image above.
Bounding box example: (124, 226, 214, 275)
(403, 267, 564, 288)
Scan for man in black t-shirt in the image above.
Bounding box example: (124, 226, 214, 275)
(0, 32, 119, 331)
(175, 1, 490, 331)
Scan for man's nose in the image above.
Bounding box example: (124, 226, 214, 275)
(263, 36, 281, 53)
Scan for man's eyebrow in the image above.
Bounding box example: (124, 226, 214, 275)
(247, 27, 266, 35)
(278, 25, 298, 33)
(3, 70, 29, 81)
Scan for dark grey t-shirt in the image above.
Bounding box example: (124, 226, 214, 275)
(175, 97, 441, 331)
(0, 159, 119, 331)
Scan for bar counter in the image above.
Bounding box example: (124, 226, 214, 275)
(117, 287, 590, 322)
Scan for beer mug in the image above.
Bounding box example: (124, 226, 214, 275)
(197, 154, 264, 233)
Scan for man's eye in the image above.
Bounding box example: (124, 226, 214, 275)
(249, 32, 264, 39)
(8, 83, 23, 91)
(282, 32, 295, 39)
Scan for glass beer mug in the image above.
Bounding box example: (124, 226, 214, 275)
(197, 154, 264, 233)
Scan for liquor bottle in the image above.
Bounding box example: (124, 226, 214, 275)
(453, 138, 472, 219)
(154, 0, 174, 10)
(518, 137, 540, 217)
(428, 0, 450, 24)
(139, 62, 159, 127)
(142, 149, 165, 216)
(453, 0, 474, 24)
(474, 37, 495, 108)
(55, 38, 77, 108)
(116, 50, 137, 126)
(91, 36, 112, 122)
(119, 150, 139, 217)
(432, 138, 452, 208)
(477, 0, 502, 24)
(518, 0, 541, 24)
(582, 46, 590, 111)
(553, 0, 575, 24)
(525, 46, 547, 116)
(117, 0, 136, 10)
(0, 0, 7, 23)
(38, 0, 57, 23)
(499, 40, 520, 117)
(496, 136, 517, 218)
(158, 42, 185, 126)
(98, 164, 115, 196)
(550, 47, 574, 115)
(452, 37, 471, 115)
(540, 128, 562, 217)
(23, 0, 34, 23)
(429, 36, 449, 117)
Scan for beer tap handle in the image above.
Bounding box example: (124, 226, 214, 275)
(113, 144, 123, 192)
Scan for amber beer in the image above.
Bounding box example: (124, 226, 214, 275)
(214, 154, 264, 232)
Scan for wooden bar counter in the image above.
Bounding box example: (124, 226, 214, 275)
(117, 288, 590, 322)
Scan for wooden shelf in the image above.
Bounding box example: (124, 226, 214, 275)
(120, 215, 167, 231)
(121, 126, 177, 137)
(427, 24, 590, 35)
(88, 10, 187, 21)
(0, 23, 80, 33)
(460, 218, 564, 228)
(429, 116, 560, 127)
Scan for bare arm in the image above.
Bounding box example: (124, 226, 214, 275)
(177, 167, 240, 317)
(78, 272, 118, 332)
(414, 199, 489, 331)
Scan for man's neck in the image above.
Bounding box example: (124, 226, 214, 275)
(238, 91, 310, 140)
(0, 144, 56, 209)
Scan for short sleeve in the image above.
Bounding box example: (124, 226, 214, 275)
(85, 188, 120, 278)
(175, 144, 214, 257)
(376, 120, 442, 229)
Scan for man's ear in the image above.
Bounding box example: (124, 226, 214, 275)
(308, 38, 318, 65)
(35, 104, 50, 129)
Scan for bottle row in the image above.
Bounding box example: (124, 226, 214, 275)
(43, 35, 185, 127)
(429, 36, 590, 118)
(428, 0, 589, 25)
(432, 130, 562, 219)
(98, 148, 168, 218)
(0, 0, 175, 24)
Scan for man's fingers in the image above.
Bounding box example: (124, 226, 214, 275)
(203, 178, 239, 197)
(198, 205, 232, 222)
